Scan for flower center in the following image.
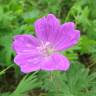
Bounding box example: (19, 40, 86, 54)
(37, 41, 54, 56)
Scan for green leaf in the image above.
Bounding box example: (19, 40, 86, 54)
(10, 72, 41, 96)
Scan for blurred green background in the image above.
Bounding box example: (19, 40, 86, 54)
(0, 0, 96, 96)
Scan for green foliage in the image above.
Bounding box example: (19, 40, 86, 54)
(0, 92, 11, 96)
(38, 64, 96, 96)
(0, 0, 96, 96)
(10, 72, 41, 96)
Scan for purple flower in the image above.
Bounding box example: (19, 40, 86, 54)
(12, 14, 80, 73)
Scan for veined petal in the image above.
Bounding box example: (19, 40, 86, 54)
(34, 14, 60, 43)
(41, 54, 70, 71)
(54, 22, 80, 51)
(14, 54, 43, 73)
(12, 34, 40, 54)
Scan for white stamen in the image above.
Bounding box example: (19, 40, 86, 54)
(36, 41, 54, 56)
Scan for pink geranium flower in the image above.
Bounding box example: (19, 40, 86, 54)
(12, 14, 80, 73)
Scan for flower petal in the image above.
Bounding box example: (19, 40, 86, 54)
(54, 22, 80, 51)
(12, 34, 40, 54)
(34, 14, 60, 43)
(41, 54, 70, 71)
(14, 53, 43, 73)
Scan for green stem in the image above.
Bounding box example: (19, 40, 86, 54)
(0, 64, 14, 76)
